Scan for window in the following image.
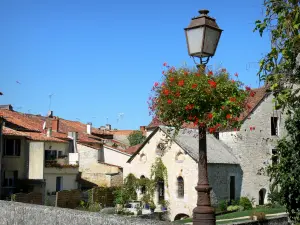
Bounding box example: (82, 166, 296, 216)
(230, 176, 235, 201)
(56, 177, 63, 192)
(140, 175, 146, 194)
(177, 176, 184, 198)
(158, 179, 165, 202)
(213, 132, 219, 140)
(271, 117, 278, 136)
(3, 170, 18, 187)
(272, 149, 278, 165)
(259, 188, 266, 205)
(45, 150, 58, 161)
(4, 139, 21, 156)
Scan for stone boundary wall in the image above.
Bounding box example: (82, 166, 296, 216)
(231, 215, 289, 225)
(0, 200, 172, 225)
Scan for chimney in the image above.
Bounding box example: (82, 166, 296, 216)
(0, 105, 13, 111)
(52, 118, 59, 132)
(47, 128, 52, 137)
(47, 110, 53, 118)
(106, 124, 111, 130)
(68, 131, 78, 153)
(140, 126, 146, 133)
(87, 122, 92, 135)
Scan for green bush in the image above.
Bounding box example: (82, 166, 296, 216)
(227, 205, 239, 212)
(219, 200, 228, 211)
(239, 197, 253, 210)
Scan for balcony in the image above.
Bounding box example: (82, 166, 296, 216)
(44, 154, 79, 174)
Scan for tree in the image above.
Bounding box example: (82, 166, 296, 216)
(254, 0, 300, 109)
(267, 108, 300, 222)
(255, 1, 300, 222)
(127, 130, 146, 146)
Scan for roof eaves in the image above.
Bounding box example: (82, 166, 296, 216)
(127, 127, 160, 163)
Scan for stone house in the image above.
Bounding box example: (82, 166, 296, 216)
(124, 126, 242, 221)
(130, 86, 286, 220)
(0, 126, 78, 200)
(219, 87, 286, 205)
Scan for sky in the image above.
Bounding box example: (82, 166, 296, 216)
(0, 0, 270, 130)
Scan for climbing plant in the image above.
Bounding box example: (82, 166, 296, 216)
(150, 157, 168, 186)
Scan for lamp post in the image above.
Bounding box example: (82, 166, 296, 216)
(184, 10, 223, 225)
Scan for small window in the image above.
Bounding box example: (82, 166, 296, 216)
(177, 176, 184, 198)
(45, 150, 57, 161)
(4, 139, 21, 156)
(140, 175, 146, 194)
(271, 117, 278, 136)
(272, 149, 278, 165)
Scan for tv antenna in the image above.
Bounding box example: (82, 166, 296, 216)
(48, 93, 54, 110)
(117, 113, 124, 123)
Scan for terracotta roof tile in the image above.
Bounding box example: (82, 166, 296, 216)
(25, 132, 67, 143)
(124, 144, 142, 154)
(2, 127, 29, 137)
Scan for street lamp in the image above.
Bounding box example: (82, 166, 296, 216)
(184, 9, 223, 225)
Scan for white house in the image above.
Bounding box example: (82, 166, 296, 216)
(124, 126, 242, 221)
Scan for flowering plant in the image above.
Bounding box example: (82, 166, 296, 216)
(148, 63, 255, 133)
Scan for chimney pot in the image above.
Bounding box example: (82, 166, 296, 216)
(87, 122, 92, 134)
(47, 110, 53, 118)
(106, 124, 111, 130)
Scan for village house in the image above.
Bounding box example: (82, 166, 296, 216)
(0, 106, 144, 195)
(124, 86, 287, 221)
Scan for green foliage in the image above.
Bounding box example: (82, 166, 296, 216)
(267, 108, 300, 222)
(227, 205, 239, 212)
(150, 157, 168, 185)
(127, 130, 146, 146)
(254, 0, 300, 110)
(239, 197, 253, 210)
(149, 65, 251, 133)
(219, 200, 229, 212)
(113, 188, 129, 205)
(123, 173, 139, 200)
(159, 199, 170, 208)
(149, 201, 156, 210)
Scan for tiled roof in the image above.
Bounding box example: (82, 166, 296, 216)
(147, 86, 269, 129)
(124, 144, 142, 155)
(25, 132, 67, 143)
(0, 109, 41, 132)
(2, 127, 29, 137)
(103, 144, 133, 155)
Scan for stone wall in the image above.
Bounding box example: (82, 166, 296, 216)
(231, 216, 288, 225)
(111, 171, 123, 187)
(0, 200, 172, 225)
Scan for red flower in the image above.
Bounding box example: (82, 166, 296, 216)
(167, 99, 172, 104)
(229, 97, 236, 102)
(195, 73, 201, 77)
(154, 82, 159, 87)
(175, 91, 180, 97)
(199, 122, 205, 127)
(208, 127, 215, 133)
(163, 89, 170, 95)
(208, 80, 217, 88)
(169, 66, 175, 72)
(192, 83, 198, 89)
(245, 86, 251, 91)
(208, 71, 213, 76)
(161, 82, 165, 87)
(226, 114, 232, 119)
(250, 127, 253, 131)
(178, 80, 184, 86)
(185, 104, 194, 110)
(250, 91, 256, 97)
(207, 113, 213, 119)
(246, 103, 252, 109)
(221, 106, 225, 110)
(188, 116, 195, 121)
(162, 71, 165, 74)
(234, 128, 237, 131)
(163, 62, 168, 67)
(169, 77, 175, 82)
(184, 71, 188, 76)
(231, 80, 235, 83)
(234, 72, 238, 77)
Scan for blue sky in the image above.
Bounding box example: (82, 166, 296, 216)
(0, 0, 270, 130)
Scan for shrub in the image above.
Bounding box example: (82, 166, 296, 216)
(250, 212, 266, 221)
(227, 205, 239, 212)
(88, 202, 102, 212)
(219, 200, 228, 212)
(239, 197, 253, 210)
